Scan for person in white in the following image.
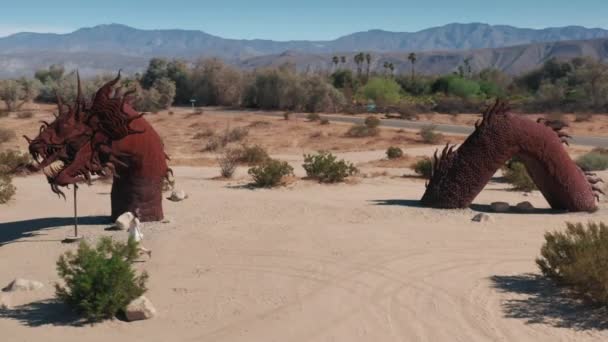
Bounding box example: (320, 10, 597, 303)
(128, 208, 152, 259)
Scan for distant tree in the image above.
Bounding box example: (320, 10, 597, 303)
(354, 53, 365, 78)
(365, 53, 372, 80)
(408, 52, 417, 79)
(0, 78, 41, 112)
(340, 56, 346, 66)
(140, 58, 169, 89)
(332, 56, 339, 71)
(34, 64, 65, 83)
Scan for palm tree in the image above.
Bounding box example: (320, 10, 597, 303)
(408, 52, 417, 79)
(365, 53, 372, 80)
(332, 56, 339, 71)
(354, 53, 364, 78)
(340, 56, 346, 68)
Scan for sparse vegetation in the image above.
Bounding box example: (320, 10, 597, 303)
(364, 116, 380, 129)
(307, 113, 321, 121)
(236, 145, 269, 165)
(537, 222, 608, 306)
(0, 150, 31, 175)
(419, 125, 443, 144)
(320, 118, 330, 125)
(0, 127, 16, 143)
(413, 158, 433, 178)
(218, 148, 241, 178)
(16, 111, 34, 119)
(202, 127, 249, 151)
(192, 128, 215, 139)
(0, 172, 15, 204)
(386, 146, 404, 159)
(55, 237, 148, 322)
(248, 159, 294, 187)
(302, 151, 358, 183)
(576, 152, 608, 171)
(503, 160, 536, 191)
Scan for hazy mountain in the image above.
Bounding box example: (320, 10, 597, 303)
(0, 23, 607, 77)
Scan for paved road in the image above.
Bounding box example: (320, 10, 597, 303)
(261, 112, 608, 148)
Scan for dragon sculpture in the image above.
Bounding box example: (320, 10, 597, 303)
(24, 72, 171, 221)
(421, 100, 603, 212)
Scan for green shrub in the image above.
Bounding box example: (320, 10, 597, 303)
(0, 127, 16, 143)
(0, 150, 32, 174)
(576, 152, 608, 171)
(346, 123, 378, 137)
(536, 222, 608, 306)
(55, 237, 148, 322)
(0, 173, 15, 204)
(413, 158, 433, 178)
(503, 160, 536, 191)
(224, 127, 249, 143)
(386, 146, 404, 159)
(237, 145, 269, 165)
(364, 116, 380, 129)
(307, 112, 321, 121)
(419, 125, 443, 144)
(248, 159, 294, 187)
(302, 151, 358, 183)
(361, 77, 402, 106)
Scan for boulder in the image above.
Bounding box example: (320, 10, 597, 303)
(3, 278, 44, 292)
(515, 201, 535, 213)
(490, 202, 510, 213)
(125, 296, 156, 321)
(472, 213, 493, 223)
(167, 190, 188, 202)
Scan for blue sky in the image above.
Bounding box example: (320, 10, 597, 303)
(1, 0, 606, 40)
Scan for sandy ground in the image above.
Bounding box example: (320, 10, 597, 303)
(2, 143, 608, 341)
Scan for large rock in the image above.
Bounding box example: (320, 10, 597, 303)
(514, 201, 535, 213)
(472, 213, 493, 223)
(167, 190, 188, 202)
(125, 296, 156, 321)
(3, 278, 44, 292)
(115, 212, 136, 230)
(490, 202, 510, 213)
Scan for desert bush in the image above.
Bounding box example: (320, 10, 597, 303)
(536, 222, 608, 306)
(413, 158, 433, 178)
(16, 111, 34, 119)
(247, 120, 271, 129)
(55, 237, 148, 322)
(574, 113, 593, 122)
(419, 125, 443, 144)
(302, 151, 358, 183)
(248, 159, 294, 187)
(0, 127, 16, 143)
(283, 112, 293, 120)
(576, 152, 608, 171)
(0, 173, 16, 204)
(203, 136, 223, 152)
(218, 148, 241, 178)
(320, 118, 330, 125)
(237, 145, 269, 165)
(0, 78, 41, 112)
(503, 160, 536, 191)
(364, 115, 381, 129)
(0, 150, 32, 174)
(346, 117, 380, 137)
(307, 112, 321, 121)
(192, 128, 215, 139)
(224, 127, 249, 143)
(386, 146, 404, 159)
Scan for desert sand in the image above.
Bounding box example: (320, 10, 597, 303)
(1, 108, 608, 341)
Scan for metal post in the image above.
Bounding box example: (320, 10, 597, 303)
(74, 184, 78, 238)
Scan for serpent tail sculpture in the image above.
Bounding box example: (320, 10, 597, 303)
(420, 100, 602, 212)
(24, 72, 172, 221)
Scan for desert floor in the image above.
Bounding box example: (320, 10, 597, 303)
(1, 107, 608, 342)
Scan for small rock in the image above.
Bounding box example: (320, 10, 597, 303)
(167, 190, 188, 202)
(490, 202, 510, 213)
(515, 201, 535, 213)
(161, 217, 172, 224)
(0, 293, 10, 309)
(125, 296, 156, 321)
(472, 213, 493, 222)
(3, 278, 44, 292)
(115, 212, 136, 230)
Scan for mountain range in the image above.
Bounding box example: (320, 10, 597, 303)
(0, 23, 607, 78)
